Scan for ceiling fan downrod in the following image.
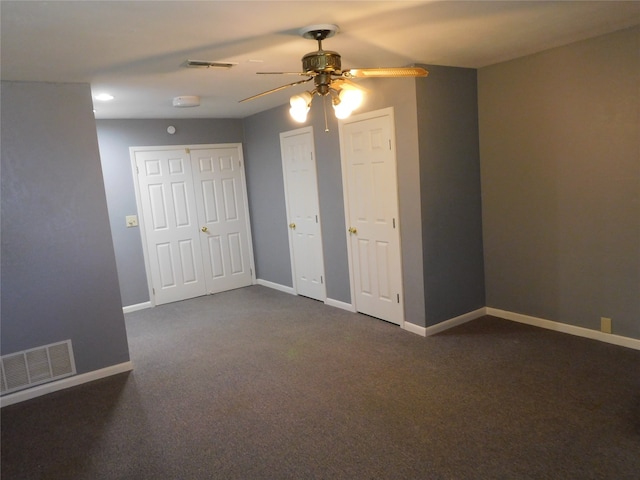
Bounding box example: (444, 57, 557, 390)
(311, 29, 331, 49)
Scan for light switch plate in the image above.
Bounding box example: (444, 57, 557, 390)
(126, 215, 139, 227)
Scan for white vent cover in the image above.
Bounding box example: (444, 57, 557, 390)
(185, 59, 237, 69)
(172, 95, 200, 108)
(1, 340, 76, 395)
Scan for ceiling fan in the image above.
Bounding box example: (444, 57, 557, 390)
(240, 24, 428, 123)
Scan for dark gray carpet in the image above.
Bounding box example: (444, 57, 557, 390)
(2, 285, 639, 479)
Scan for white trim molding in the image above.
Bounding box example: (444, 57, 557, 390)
(325, 298, 356, 312)
(123, 301, 152, 314)
(1, 361, 133, 408)
(256, 279, 296, 295)
(404, 308, 487, 337)
(403, 321, 427, 337)
(487, 308, 640, 351)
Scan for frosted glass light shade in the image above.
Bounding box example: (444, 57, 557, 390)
(289, 91, 313, 123)
(333, 102, 352, 119)
(290, 106, 309, 122)
(339, 87, 363, 111)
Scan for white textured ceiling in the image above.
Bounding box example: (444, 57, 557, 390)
(2, 1, 638, 119)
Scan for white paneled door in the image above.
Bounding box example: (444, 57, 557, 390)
(280, 127, 326, 301)
(191, 147, 253, 294)
(133, 144, 253, 306)
(339, 109, 404, 325)
(135, 148, 205, 305)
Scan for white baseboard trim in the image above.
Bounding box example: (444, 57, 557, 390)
(403, 308, 487, 337)
(325, 298, 355, 312)
(0, 361, 134, 408)
(426, 308, 487, 336)
(123, 301, 152, 314)
(487, 308, 640, 351)
(256, 279, 296, 295)
(403, 321, 427, 337)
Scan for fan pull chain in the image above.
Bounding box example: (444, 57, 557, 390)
(323, 94, 329, 132)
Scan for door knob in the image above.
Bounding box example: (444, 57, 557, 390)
(348, 227, 357, 234)
(201, 226, 209, 233)
(289, 223, 296, 229)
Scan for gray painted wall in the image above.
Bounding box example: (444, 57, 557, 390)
(1, 81, 130, 373)
(354, 77, 426, 327)
(96, 119, 244, 306)
(243, 77, 427, 326)
(416, 65, 486, 326)
(3, 28, 636, 403)
(312, 108, 353, 302)
(243, 103, 352, 302)
(478, 26, 639, 339)
(242, 106, 299, 290)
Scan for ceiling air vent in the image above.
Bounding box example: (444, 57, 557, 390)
(185, 60, 237, 69)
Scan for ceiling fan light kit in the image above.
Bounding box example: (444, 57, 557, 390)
(239, 24, 428, 125)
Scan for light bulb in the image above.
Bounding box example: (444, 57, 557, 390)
(333, 102, 352, 119)
(339, 87, 363, 111)
(290, 91, 313, 109)
(94, 93, 114, 101)
(289, 106, 309, 123)
(289, 95, 305, 110)
(289, 92, 313, 122)
(290, 105, 309, 123)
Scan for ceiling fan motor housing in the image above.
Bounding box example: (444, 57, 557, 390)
(302, 51, 342, 74)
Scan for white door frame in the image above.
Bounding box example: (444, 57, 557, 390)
(338, 107, 405, 325)
(130, 143, 256, 307)
(280, 126, 327, 301)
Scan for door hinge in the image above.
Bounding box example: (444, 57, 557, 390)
(321, 276, 324, 284)
(393, 218, 396, 229)
(185, 148, 190, 154)
(397, 293, 400, 303)
(389, 139, 392, 150)
(136, 165, 139, 174)
(316, 215, 318, 223)
(152, 288, 156, 295)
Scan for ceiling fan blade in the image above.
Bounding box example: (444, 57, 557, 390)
(239, 77, 313, 103)
(257, 71, 312, 76)
(343, 67, 428, 78)
(331, 76, 370, 92)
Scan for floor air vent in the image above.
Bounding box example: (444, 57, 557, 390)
(1, 340, 76, 395)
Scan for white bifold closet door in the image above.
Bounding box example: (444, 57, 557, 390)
(133, 144, 254, 306)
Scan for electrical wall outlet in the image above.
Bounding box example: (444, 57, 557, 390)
(126, 215, 139, 228)
(600, 317, 612, 334)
